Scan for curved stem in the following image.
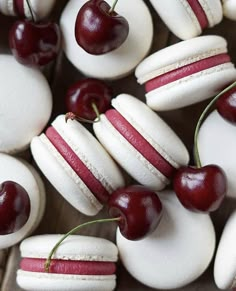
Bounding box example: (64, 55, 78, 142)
(65, 112, 100, 124)
(91, 102, 100, 122)
(109, 0, 118, 13)
(44, 217, 120, 272)
(25, 0, 36, 22)
(194, 81, 236, 168)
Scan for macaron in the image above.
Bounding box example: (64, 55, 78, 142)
(0, 54, 52, 154)
(117, 190, 216, 289)
(214, 210, 236, 289)
(135, 35, 236, 111)
(93, 94, 189, 190)
(222, 0, 236, 20)
(31, 115, 125, 216)
(198, 110, 236, 199)
(17, 234, 118, 291)
(149, 0, 222, 40)
(0, 153, 45, 250)
(0, 0, 56, 20)
(60, 0, 153, 80)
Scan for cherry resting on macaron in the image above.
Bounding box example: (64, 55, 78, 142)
(9, 0, 61, 67)
(75, 0, 129, 55)
(66, 78, 112, 121)
(0, 181, 30, 235)
(173, 83, 235, 212)
(44, 185, 163, 271)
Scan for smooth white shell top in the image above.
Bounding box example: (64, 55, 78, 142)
(0, 0, 56, 20)
(198, 110, 236, 198)
(117, 190, 215, 289)
(60, 0, 153, 80)
(135, 35, 228, 84)
(0, 55, 52, 154)
(222, 0, 236, 20)
(214, 210, 236, 289)
(0, 153, 45, 249)
(20, 234, 118, 262)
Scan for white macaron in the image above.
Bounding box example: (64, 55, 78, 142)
(117, 190, 216, 289)
(222, 0, 236, 20)
(60, 0, 153, 80)
(214, 210, 236, 289)
(0, 153, 45, 250)
(0, 0, 56, 20)
(17, 234, 118, 291)
(0, 54, 52, 154)
(93, 94, 189, 190)
(198, 110, 236, 199)
(135, 35, 236, 111)
(31, 115, 125, 216)
(149, 0, 222, 40)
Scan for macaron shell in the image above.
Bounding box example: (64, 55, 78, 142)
(111, 94, 189, 166)
(31, 136, 103, 216)
(52, 116, 125, 194)
(0, 0, 15, 15)
(198, 0, 223, 26)
(146, 63, 236, 110)
(20, 234, 118, 261)
(17, 271, 116, 291)
(60, 0, 153, 80)
(0, 55, 52, 154)
(198, 110, 236, 199)
(135, 35, 227, 83)
(117, 190, 215, 289)
(223, 0, 236, 20)
(214, 210, 236, 289)
(0, 154, 45, 249)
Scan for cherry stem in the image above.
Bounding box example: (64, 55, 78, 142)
(91, 102, 100, 121)
(25, 0, 36, 22)
(194, 80, 236, 168)
(109, 0, 118, 13)
(44, 217, 120, 272)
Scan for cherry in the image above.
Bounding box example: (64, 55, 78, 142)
(75, 0, 129, 55)
(216, 87, 236, 124)
(173, 165, 226, 212)
(9, 20, 61, 67)
(66, 78, 112, 121)
(108, 185, 163, 240)
(0, 181, 30, 235)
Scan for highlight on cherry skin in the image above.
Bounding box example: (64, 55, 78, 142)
(66, 78, 112, 121)
(0, 181, 30, 235)
(75, 0, 129, 55)
(216, 86, 236, 124)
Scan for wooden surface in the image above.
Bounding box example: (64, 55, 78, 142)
(1, 1, 236, 290)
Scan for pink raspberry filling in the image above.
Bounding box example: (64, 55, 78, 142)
(13, 0, 25, 17)
(187, 0, 208, 29)
(20, 258, 116, 275)
(106, 109, 176, 179)
(145, 54, 230, 93)
(46, 126, 110, 204)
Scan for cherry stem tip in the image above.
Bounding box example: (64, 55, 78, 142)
(109, 0, 118, 13)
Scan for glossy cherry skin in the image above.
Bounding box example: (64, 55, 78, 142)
(173, 165, 227, 212)
(66, 78, 112, 120)
(108, 185, 163, 240)
(216, 87, 236, 124)
(75, 0, 129, 55)
(9, 20, 61, 67)
(0, 181, 30, 235)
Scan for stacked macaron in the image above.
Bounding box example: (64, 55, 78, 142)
(222, 0, 236, 20)
(93, 94, 189, 190)
(135, 35, 236, 111)
(17, 234, 118, 291)
(31, 115, 125, 216)
(149, 0, 223, 39)
(0, 0, 56, 20)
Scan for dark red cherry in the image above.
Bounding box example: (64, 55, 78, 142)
(216, 87, 236, 124)
(66, 78, 112, 120)
(173, 165, 227, 212)
(0, 181, 30, 235)
(9, 20, 61, 67)
(75, 0, 129, 55)
(108, 185, 163, 240)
